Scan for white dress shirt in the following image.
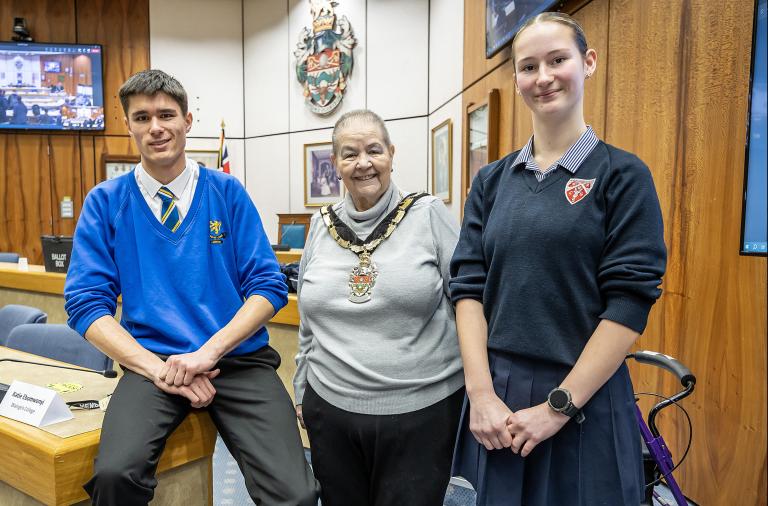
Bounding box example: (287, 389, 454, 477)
(135, 157, 200, 223)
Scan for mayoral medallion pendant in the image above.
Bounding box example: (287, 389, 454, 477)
(348, 252, 378, 303)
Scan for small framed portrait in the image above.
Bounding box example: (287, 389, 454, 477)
(465, 88, 500, 196)
(431, 119, 453, 203)
(304, 142, 343, 207)
(102, 155, 140, 181)
(185, 150, 220, 170)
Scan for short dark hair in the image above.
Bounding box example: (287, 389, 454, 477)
(119, 69, 188, 115)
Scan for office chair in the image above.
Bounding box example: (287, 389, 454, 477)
(279, 223, 308, 249)
(6, 323, 113, 372)
(0, 304, 47, 346)
(0, 252, 20, 263)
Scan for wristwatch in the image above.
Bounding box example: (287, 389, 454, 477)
(547, 387, 586, 424)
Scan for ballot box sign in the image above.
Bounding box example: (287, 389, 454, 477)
(41, 235, 74, 273)
(0, 380, 73, 427)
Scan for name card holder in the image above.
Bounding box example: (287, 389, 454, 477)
(0, 380, 73, 427)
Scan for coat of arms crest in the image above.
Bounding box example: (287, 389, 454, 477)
(294, 0, 356, 115)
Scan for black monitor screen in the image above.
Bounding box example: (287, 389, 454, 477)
(741, 0, 767, 255)
(0, 42, 105, 131)
(486, 0, 559, 58)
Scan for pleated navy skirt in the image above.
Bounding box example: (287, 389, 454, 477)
(452, 351, 644, 506)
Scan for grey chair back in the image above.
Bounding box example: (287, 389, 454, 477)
(6, 324, 113, 372)
(0, 252, 20, 263)
(0, 304, 48, 346)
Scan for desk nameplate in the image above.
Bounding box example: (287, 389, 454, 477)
(0, 381, 73, 427)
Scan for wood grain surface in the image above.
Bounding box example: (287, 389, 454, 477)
(0, 0, 149, 264)
(461, 0, 767, 503)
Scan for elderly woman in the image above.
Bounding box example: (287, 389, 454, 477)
(293, 109, 464, 506)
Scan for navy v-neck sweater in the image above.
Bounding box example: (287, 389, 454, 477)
(64, 168, 287, 356)
(450, 142, 666, 366)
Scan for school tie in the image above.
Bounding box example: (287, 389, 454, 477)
(157, 186, 181, 232)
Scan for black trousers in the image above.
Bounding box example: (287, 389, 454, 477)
(84, 346, 318, 506)
(302, 384, 464, 506)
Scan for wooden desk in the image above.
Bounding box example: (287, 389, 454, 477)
(0, 347, 217, 506)
(0, 262, 300, 327)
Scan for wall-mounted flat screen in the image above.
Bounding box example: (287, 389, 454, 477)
(741, 0, 767, 255)
(486, 0, 559, 58)
(0, 42, 104, 131)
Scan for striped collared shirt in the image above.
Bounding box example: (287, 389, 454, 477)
(511, 126, 600, 182)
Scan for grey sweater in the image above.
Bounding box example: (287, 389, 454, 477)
(293, 182, 464, 415)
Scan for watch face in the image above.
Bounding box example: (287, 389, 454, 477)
(549, 389, 570, 410)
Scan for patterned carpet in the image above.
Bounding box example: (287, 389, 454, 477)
(212, 436, 476, 506)
(212, 436, 691, 505)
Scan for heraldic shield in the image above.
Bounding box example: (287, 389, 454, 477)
(307, 48, 342, 110)
(565, 178, 596, 205)
(295, 0, 357, 115)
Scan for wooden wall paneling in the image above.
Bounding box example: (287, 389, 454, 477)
(463, 0, 510, 88)
(0, 135, 53, 263)
(571, 0, 608, 138)
(75, 0, 150, 136)
(93, 136, 139, 186)
(80, 135, 96, 197)
(666, 1, 764, 503)
(48, 135, 82, 237)
(0, 0, 76, 42)
(605, 0, 766, 503)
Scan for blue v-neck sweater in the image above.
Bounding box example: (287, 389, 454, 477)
(64, 168, 287, 356)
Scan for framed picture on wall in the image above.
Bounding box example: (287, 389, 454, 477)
(304, 142, 343, 207)
(185, 150, 220, 170)
(102, 155, 140, 181)
(465, 89, 500, 196)
(431, 119, 453, 203)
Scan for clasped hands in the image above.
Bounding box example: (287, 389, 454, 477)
(469, 392, 569, 457)
(153, 348, 220, 408)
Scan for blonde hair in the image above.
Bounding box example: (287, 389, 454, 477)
(511, 12, 588, 64)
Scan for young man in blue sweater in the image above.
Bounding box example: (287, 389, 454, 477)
(64, 70, 317, 505)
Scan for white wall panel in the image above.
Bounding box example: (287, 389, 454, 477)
(288, 128, 334, 213)
(185, 137, 246, 185)
(428, 0, 464, 114)
(386, 117, 429, 195)
(367, 0, 429, 119)
(288, 0, 367, 132)
(150, 0, 245, 138)
(245, 135, 291, 244)
(244, 0, 291, 137)
(428, 95, 463, 220)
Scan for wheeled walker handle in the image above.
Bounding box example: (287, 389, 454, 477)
(629, 350, 696, 388)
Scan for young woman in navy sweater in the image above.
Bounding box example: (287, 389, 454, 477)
(449, 12, 667, 505)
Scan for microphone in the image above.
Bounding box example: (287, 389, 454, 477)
(0, 358, 118, 378)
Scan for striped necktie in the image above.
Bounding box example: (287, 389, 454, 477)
(157, 186, 181, 232)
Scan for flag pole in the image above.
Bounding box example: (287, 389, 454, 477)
(218, 119, 226, 168)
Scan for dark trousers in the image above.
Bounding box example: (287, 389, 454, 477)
(84, 346, 318, 506)
(302, 384, 464, 506)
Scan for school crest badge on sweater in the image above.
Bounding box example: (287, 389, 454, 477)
(565, 178, 596, 205)
(209, 220, 226, 244)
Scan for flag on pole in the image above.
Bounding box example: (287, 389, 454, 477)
(217, 120, 230, 174)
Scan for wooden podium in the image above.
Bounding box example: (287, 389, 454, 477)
(0, 347, 217, 506)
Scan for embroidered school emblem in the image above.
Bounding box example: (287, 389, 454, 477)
(565, 178, 596, 205)
(209, 220, 226, 244)
(294, 0, 357, 115)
